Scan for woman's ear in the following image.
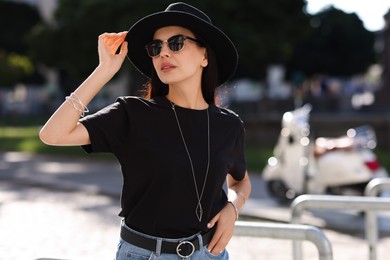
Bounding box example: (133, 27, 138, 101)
(201, 52, 208, 67)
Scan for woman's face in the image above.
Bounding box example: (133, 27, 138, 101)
(150, 26, 208, 86)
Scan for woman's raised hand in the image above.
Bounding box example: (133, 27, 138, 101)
(97, 32, 128, 75)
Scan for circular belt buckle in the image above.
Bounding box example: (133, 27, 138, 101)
(176, 241, 195, 258)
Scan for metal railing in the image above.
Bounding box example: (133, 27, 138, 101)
(364, 178, 390, 260)
(290, 194, 390, 260)
(365, 178, 390, 197)
(234, 221, 333, 260)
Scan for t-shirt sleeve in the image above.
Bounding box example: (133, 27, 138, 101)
(79, 98, 129, 154)
(229, 122, 247, 181)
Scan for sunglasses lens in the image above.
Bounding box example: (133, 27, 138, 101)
(145, 35, 190, 57)
(146, 41, 162, 57)
(168, 35, 185, 52)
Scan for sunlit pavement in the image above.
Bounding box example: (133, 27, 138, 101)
(1, 152, 390, 259)
(0, 183, 119, 259)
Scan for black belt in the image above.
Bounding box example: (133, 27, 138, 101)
(120, 224, 215, 258)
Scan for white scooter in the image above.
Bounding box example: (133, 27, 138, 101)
(262, 104, 388, 203)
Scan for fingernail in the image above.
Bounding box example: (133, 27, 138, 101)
(207, 223, 211, 228)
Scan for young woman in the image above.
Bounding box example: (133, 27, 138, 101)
(40, 2, 251, 259)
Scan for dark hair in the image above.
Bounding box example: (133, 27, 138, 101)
(143, 45, 219, 104)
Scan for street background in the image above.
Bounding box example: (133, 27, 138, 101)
(2, 1, 390, 259)
(1, 152, 390, 260)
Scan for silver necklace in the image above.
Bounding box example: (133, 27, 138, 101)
(170, 102, 210, 222)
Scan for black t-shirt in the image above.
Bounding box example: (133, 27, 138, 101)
(80, 95, 246, 238)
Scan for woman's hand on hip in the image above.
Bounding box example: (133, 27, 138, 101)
(206, 203, 237, 255)
(97, 32, 128, 75)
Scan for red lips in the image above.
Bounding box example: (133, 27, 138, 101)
(160, 62, 176, 72)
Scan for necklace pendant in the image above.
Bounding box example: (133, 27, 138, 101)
(171, 103, 209, 223)
(195, 202, 203, 222)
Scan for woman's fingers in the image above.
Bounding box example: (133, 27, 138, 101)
(99, 32, 127, 55)
(111, 34, 127, 54)
(206, 213, 220, 250)
(118, 41, 128, 58)
(207, 203, 237, 255)
(108, 32, 127, 53)
(208, 223, 233, 255)
(97, 32, 128, 72)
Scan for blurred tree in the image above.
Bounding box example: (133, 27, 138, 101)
(289, 6, 376, 77)
(0, 51, 34, 86)
(28, 0, 310, 85)
(0, 0, 41, 53)
(28, 0, 169, 80)
(204, 0, 311, 79)
(0, 0, 42, 86)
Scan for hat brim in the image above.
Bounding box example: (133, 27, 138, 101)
(125, 11, 238, 85)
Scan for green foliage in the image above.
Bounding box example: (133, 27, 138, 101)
(1, 124, 389, 174)
(0, 125, 114, 159)
(1, 126, 46, 152)
(29, 0, 169, 79)
(25, 0, 375, 84)
(0, 51, 34, 86)
(0, 124, 269, 170)
(28, 0, 311, 81)
(245, 146, 273, 173)
(0, 1, 42, 86)
(205, 0, 311, 78)
(0, 1, 41, 54)
(290, 6, 376, 77)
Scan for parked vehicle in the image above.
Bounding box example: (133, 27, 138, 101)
(262, 104, 388, 203)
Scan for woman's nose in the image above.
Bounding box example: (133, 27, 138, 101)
(159, 42, 171, 57)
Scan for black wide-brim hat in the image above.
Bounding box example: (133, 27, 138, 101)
(125, 2, 238, 85)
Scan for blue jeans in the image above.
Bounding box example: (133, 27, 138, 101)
(115, 222, 229, 260)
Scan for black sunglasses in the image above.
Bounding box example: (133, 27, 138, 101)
(145, 34, 204, 57)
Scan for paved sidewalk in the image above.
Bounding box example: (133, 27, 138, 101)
(1, 152, 390, 259)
